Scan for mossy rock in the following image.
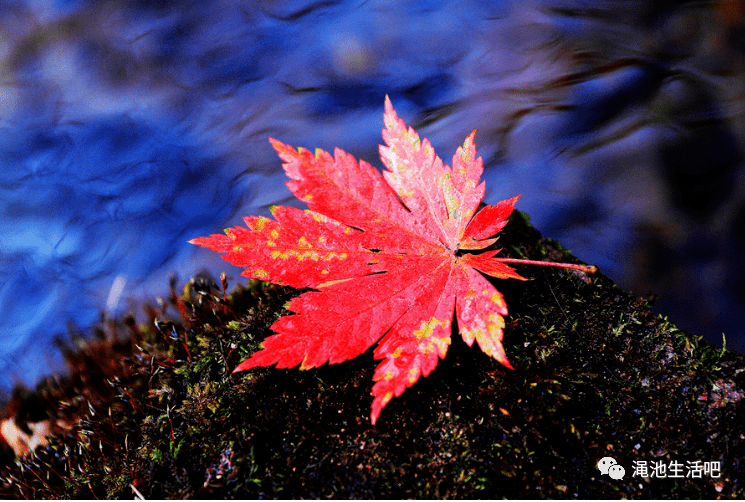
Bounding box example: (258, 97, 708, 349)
(1, 210, 743, 499)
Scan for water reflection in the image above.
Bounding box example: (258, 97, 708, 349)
(0, 0, 743, 393)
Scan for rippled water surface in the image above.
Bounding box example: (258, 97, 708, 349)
(1, 0, 744, 393)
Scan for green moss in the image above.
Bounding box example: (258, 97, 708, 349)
(1, 211, 743, 499)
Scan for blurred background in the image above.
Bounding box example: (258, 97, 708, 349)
(1, 0, 744, 395)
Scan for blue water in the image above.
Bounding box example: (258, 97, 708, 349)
(1, 0, 744, 393)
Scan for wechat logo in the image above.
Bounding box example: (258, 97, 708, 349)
(598, 457, 626, 480)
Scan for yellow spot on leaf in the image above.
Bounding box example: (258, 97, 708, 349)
(392, 348, 402, 358)
(408, 368, 419, 383)
(487, 313, 504, 328)
(286, 249, 321, 261)
(253, 216, 270, 231)
(254, 269, 269, 278)
(419, 335, 451, 358)
(414, 318, 449, 340)
(490, 293, 505, 307)
(461, 328, 481, 345)
(310, 212, 328, 223)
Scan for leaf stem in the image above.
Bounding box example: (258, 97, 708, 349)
(497, 258, 597, 274)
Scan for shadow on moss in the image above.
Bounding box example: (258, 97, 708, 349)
(1, 211, 743, 499)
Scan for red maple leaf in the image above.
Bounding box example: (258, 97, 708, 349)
(189, 97, 596, 425)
